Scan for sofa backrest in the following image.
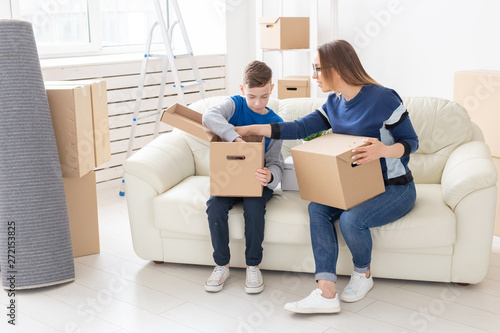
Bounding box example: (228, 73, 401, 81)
(183, 95, 473, 184)
(402, 97, 472, 184)
(276, 97, 326, 159)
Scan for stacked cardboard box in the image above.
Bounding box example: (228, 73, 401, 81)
(259, 17, 309, 50)
(453, 70, 500, 236)
(63, 171, 100, 257)
(278, 76, 310, 99)
(45, 80, 111, 256)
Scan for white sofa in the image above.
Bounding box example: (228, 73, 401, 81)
(123, 96, 498, 284)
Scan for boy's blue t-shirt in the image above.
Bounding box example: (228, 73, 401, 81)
(229, 95, 283, 151)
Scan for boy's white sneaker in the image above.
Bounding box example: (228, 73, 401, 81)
(284, 288, 341, 314)
(205, 265, 230, 292)
(245, 266, 264, 294)
(340, 271, 373, 302)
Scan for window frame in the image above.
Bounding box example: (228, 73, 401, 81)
(9, 0, 155, 59)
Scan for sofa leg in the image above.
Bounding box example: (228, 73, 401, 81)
(457, 283, 469, 286)
(153, 261, 164, 265)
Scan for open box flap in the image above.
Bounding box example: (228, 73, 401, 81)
(293, 133, 366, 156)
(337, 141, 370, 164)
(259, 17, 280, 25)
(280, 76, 310, 87)
(161, 103, 216, 142)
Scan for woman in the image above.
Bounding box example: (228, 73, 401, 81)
(235, 40, 418, 314)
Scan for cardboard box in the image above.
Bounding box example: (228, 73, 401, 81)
(282, 156, 299, 191)
(45, 83, 95, 178)
(453, 70, 500, 158)
(291, 133, 385, 209)
(278, 76, 310, 99)
(161, 103, 265, 197)
(63, 171, 100, 257)
(259, 17, 309, 50)
(46, 80, 111, 167)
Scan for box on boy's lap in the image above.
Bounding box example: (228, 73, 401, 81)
(291, 133, 385, 210)
(161, 103, 265, 197)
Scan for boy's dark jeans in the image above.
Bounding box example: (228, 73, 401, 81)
(206, 187, 274, 267)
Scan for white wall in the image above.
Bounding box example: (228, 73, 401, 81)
(224, 0, 500, 100)
(338, 0, 500, 99)
(177, 0, 226, 56)
(225, 0, 256, 95)
(0, 0, 11, 19)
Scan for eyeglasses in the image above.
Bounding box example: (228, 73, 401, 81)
(312, 63, 333, 76)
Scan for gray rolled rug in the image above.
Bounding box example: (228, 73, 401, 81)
(0, 20, 75, 289)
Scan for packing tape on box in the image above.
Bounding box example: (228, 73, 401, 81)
(0, 20, 75, 289)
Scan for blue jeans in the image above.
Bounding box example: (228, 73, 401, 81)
(308, 182, 416, 282)
(206, 187, 274, 266)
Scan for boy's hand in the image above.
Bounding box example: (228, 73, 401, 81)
(233, 137, 245, 143)
(255, 167, 272, 186)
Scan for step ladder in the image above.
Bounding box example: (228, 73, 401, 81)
(119, 0, 206, 196)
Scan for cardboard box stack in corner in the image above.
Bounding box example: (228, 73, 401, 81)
(278, 76, 310, 99)
(45, 80, 111, 257)
(259, 17, 309, 50)
(63, 171, 100, 258)
(45, 83, 95, 178)
(453, 70, 500, 236)
(291, 133, 385, 210)
(160, 103, 265, 197)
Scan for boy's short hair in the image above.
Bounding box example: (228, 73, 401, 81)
(243, 60, 273, 88)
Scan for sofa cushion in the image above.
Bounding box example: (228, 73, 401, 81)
(154, 176, 211, 236)
(371, 184, 456, 250)
(261, 188, 311, 244)
(266, 184, 456, 250)
(154, 177, 456, 251)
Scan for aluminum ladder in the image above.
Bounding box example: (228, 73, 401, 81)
(119, 0, 206, 196)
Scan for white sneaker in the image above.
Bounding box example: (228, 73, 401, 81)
(340, 271, 373, 302)
(245, 266, 264, 294)
(284, 289, 341, 314)
(204, 266, 230, 292)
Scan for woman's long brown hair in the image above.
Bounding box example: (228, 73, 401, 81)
(317, 40, 380, 89)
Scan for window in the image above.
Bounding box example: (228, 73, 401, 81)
(99, 0, 157, 47)
(11, 0, 160, 57)
(9, 0, 225, 58)
(18, 0, 90, 45)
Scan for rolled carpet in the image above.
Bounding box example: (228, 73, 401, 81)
(0, 20, 75, 289)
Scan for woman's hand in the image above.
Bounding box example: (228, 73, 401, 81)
(235, 124, 272, 138)
(255, 167, 272, 186)
(351, 138, 404, 165)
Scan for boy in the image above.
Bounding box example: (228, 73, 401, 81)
(202, 60, 284, 293)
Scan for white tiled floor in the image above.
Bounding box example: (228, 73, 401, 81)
(2, 181, 500, 333)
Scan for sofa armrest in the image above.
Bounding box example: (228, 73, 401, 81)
(441, 140, 498, 210)
(123, 131, 195, 195)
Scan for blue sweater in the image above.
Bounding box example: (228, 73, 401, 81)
(229, 95, 283, 151)
(270, 85, 418, 185)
